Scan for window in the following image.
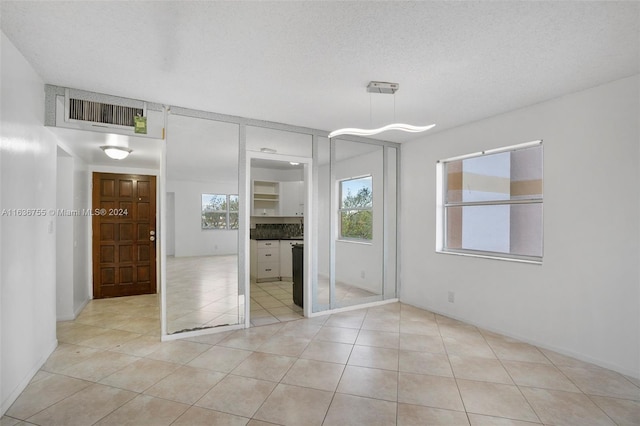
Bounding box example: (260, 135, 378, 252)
(339, 176, 373, 240)
(438, 141, 543, 262)
(202, 194, 239, 230)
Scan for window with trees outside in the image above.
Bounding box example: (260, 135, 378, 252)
(339, 176, 373, 240)
(439, 141, 543, 262)
(201, 194, 239, 230)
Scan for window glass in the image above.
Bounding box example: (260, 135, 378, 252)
(339, 176, 372, 240)
(202, 194, 238, 229)
(441, 142, 543, 261)
(445, 204, 542, 257)
(229, 195, 239, 230)
(446, 145, 543, 204)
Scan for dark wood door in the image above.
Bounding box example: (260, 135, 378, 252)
(92, 173, 157, 298)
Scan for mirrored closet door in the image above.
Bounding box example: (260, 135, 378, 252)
(164, 113, 242, 334)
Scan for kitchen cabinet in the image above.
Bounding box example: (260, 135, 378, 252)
(252, 180, 279, 216)
(279, 240, 298, 279)
(250, 240, 280, 282)
(279, 180, 304, 216)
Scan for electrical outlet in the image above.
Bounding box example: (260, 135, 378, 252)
(448, 291, 455, 303)
(360, 270, 365, 279)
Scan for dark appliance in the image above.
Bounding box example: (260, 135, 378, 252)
(292, 243, 303, 308)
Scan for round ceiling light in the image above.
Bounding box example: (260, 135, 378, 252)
(100, 145, 132, 160)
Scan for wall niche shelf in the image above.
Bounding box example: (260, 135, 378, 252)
(252, 180, 279, 216)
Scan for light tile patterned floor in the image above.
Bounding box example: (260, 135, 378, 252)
(166, 255, 379, 330)
(250, 280, 304, 326)
(3, 295, 639, 425)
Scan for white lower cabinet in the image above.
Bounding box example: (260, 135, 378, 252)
(250, 240, 280, 282)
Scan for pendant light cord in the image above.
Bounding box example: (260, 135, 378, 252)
(394, 93, 396, 122)
(369, 92, 372, 127)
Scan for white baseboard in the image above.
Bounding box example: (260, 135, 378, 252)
(403, 300, 640, 380)
(73, 298, 89, 317)
(56, 297, 89, 322)
(307, 298, 399, 318)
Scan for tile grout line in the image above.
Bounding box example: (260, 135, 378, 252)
(434, 313, 473, 426)
(478, 327, 545, 425)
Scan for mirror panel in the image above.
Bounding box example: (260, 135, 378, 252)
(333, 140, 384, 307)
(384, 146, 398, 299)
(246, 126, 312, 158)
(314, 137, 331, 312)
(165, 113, 241, 334)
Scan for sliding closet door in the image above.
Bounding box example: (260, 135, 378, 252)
(332, 140, 384, 307)
(313, 138, 398, 313)
(165, 113, 242, 335)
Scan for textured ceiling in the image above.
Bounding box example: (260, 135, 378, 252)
(1, 1, 639, 165)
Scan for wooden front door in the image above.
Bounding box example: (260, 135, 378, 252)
(92, 173, 157, 298)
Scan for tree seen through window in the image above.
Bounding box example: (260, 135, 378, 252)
(202, 194, 238, 229)
(340, 176, 373, 240)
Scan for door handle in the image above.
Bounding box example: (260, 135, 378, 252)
(150, 236, 155, 241)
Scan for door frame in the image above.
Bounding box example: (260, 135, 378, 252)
(91, 171, 158, 298)
(244, 151, 314, 324)
(88, 166, 161, 300)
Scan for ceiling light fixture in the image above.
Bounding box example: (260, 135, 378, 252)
(328, 81, 436, 139)
(100, 145, 132, 160)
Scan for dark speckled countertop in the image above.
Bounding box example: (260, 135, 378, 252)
(250, 223, 303, 240)
(252, 236, 303, 240)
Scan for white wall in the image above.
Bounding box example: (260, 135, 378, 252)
(166, 192, 175, 256)
(72, 157, 90, 313)
(401, 75, 640, 377)
(252, 166, 303, 182)
(167, 179, 238, 257)
(1, 32, 59, 414)
(55, 148, 90, 320)
(56, 151, 74, 320)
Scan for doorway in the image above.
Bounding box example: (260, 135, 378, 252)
(92, 172, 157, 298)
(246, 152, 312, 326)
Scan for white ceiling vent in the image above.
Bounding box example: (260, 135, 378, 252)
(45, 85, 164, 139)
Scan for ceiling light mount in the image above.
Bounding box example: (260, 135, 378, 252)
(366, 81, 399, 94)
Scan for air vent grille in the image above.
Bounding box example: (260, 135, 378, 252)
(69, 98, 143, 126)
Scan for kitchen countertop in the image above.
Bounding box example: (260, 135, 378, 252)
(251, 237, 303, 241)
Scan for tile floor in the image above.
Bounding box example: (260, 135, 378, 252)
(166, 255, 244, 334)
(250, 280, 304, 326)
(3, 295, 639, 425)
(166, 255, 380, 331)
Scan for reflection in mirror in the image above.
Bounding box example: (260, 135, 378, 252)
(165, 113, 241, 334)
(385, 146, 398, 299)
(314, 137, 331, 312)
(246, 126, 312, 158)
(333, 140, 384, 307)
(249, 158, 305, 325)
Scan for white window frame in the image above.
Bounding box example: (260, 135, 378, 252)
(436, 140, 543, 264)
(338, 175, 373, 242)
(201, 194, 239, 230)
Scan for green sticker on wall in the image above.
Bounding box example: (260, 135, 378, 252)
(134, 116, 147, 134)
